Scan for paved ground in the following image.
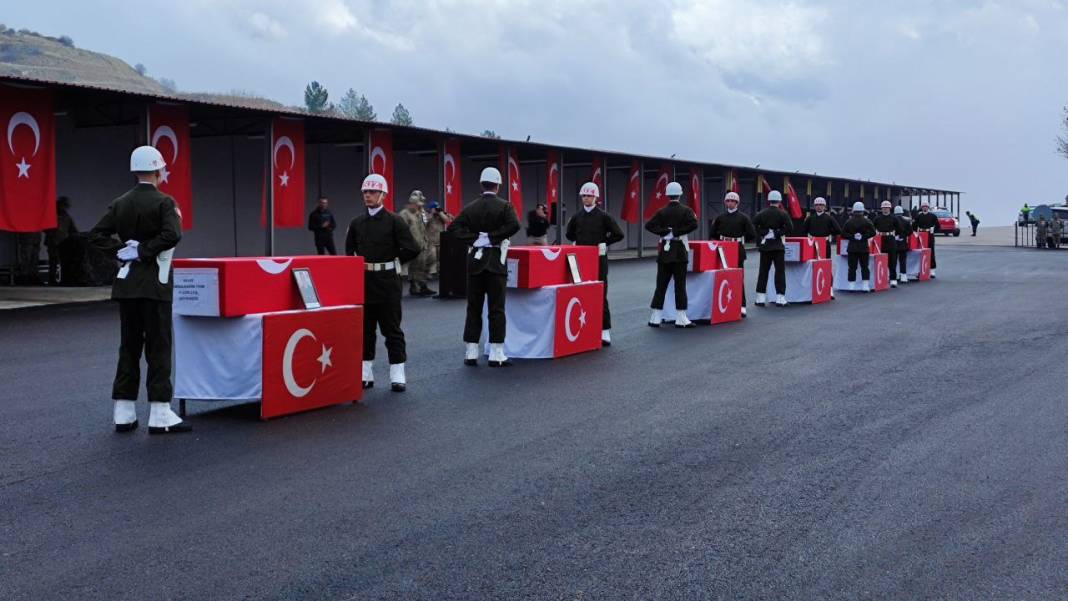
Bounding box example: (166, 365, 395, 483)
(2, 246, 1066, 600)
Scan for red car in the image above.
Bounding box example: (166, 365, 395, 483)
(933, 208, 961, 236)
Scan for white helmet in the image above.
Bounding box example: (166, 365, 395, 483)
(894, 206, 904, 215)
(767, 190, 783, 203)
(665, 181, 683, 197)
(813, 196, 827, 206)
(480, 167, 502, 185)
(130, 145, 165, 172)
(362, 173, 388, 193)
(579, 182, 600, 198)
(724, 191, 740, 202)
(920, 199, 930, 208)
(852, 201, 866, 213)
(880, 201, 892, 209)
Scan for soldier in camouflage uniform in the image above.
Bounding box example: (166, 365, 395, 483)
(398, 190, 434, 296)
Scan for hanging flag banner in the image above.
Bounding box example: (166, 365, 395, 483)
(590, 156, 604, 192)
(262, 117, 305, 228)
(644, 163, 672, 219)
(621, 161, 641, 223)
(784, 177, 803, 219)
(148, 103, 193, 230)
(0, 87, 56, 232)
(369, 129, 394, 211)
(546, 150, 560, 223)
(727, 169, 740, 194)
(506, 146, 523, 216)
(689, 167, 702, 220)
(443, 138, 462, 215)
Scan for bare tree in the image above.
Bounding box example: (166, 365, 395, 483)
(1058, 106, 1068, 160)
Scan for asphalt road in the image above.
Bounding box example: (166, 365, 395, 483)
(2, 246, 1067, 600)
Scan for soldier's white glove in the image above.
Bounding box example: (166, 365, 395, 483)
(663, 231, 675, 241)
(117, 240, 139, 262)
(853, 233, 863, 240)
(598, 242, 607, 256)
(763, 230, 775, 241)
(473, 232, 491, 248)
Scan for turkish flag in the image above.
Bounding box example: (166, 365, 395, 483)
(369, 129, 394, 211)
(444, 138, 462, 215)
(621, 161, 641, 223)
(506, 146, 523, 216)
(757, 174, 772, 195)
(711, 268, 743, 324)
(546, 150, 560, 224)
(265, 117, 305, 228)
(553, 282, 604, 357)
(811, 259, 832, 304)
(149, 103, 193, 230)
(0, 87, 55, 232)
(689, 167, 702, 220)
(785, 177, 803, 220)
(726, 169, 740, 194)
(261, 306, 363, 419)
(643, 163, 672, 220)
(590, 156, 604, 193)
(873, 254, 890, 291)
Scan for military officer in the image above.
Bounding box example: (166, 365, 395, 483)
(710, 191, 756, 316)
(842, 201, 877, 291)
(893, 206, 912, 283)
(398, 190, 435, 296)
(565, 181, 624, 345)
(447, 167, 521, 367)
(911, 200, 940, 278)
(752, 190, 794, 307)
(345, 174, 422, 392)
(873, 200, 900, 288)
(88, 146, 188, 434)
(802, 196, 841, 299)
(645, 181, 698, 328)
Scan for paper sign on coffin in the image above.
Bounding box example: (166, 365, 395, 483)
(660, 268, 744, 323)
(770, 259, 833, 303)
(783, 237, 824, 262)
(506, 245, 599, 288)
(174, 305, 363, 419)
(484, 282, 604, 359)
(173, 256, 364, 316)
(906, 248, 932, 281)
(833, 253, 890, 292)
(688, 240, 739, 271)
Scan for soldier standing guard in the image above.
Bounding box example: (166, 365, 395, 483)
(911, 200, 940, 278)
(89, 146, 188, 434)
(565, 182, 624, 345)
(873, 200, 900, 288)
(802, 196, 841, 299)
(646, 181, 698, 328)
(893, 206, 912, 283)
(710, 191, 756, 316)
(752, 190, 794, 307)
(842, 201, 877, 291)
(345, 174, 422, 392)
(447, 167, 521, 367)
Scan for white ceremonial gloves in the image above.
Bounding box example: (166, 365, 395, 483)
(117, 240, 140, 262)
(853, 233, 862, 240)
(763, 230, 775, 241)
(473, 232, 491, 248)
(598, 242, 607, 256)
(662, 231, 675, 241)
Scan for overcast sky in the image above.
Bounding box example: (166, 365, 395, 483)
(8, 0, 1068, 221)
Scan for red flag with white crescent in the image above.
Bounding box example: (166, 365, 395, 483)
(689, 167, 702, 220)
(149, 103, 193, 230)
(546, 150, 560, 223)
(643, 163, 672, 220)
(0, 87, 56, 232)
(444, 138, 462, 215)
(263, 117, 305, 228)
(785, 177, 803, 219)
(369, 130, 394, 211)
(506, 146, 523, 216)
(590, 156, 604, 192)
(757, 174, 772, 195)
(621, 161, 640, 224)
(727, 169, 740, 194)
(553, 282, 603, 357)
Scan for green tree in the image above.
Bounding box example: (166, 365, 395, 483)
(304, 81, 330, 113)
(338, 88, 360, 118)
(390, 103, 413, 126)
(1058, 106, 1068, 160)
(481, 129, 501, 139)
(355, 95, 376, 120)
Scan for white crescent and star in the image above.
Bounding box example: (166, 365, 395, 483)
(816, 266, 827, 296)
(283, 328, 331, 398)
(273, 135, 296, 188)
(540, 248, 562, 261)
(444, 152, 456, 195)
(564, 297, 586, 343)
(508, 154, 521, 192)
(370, 146, 387, 173)
(655, 172, 669, 199)
(629, 168, 639, 198)
(717, 279, 730, 314)
(256, 258, 293, 275)
(151, 125, 179, 184)
(592, 166, 602, 185)
(8, 111, 41, 179)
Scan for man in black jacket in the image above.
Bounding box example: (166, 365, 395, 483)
(911, 200, 940, 278)
(645, 181, 698, 328)
(893, 206, 913, 284)
(89, 146, 189, 434)
(566, 182, 624, 345)
(710, 191, 756, 316)
(307, 197, 337, 255)
(873, 201, 900, 288)
(447, 167, 521, 366)
(526, 204, 550, 245)
(802, 196, 841, 300)
(345, 174, 422, 392)
(842, 202, 877, 291)
(752, 190, 794, 307)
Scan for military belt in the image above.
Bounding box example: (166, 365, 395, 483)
(365, 261, 396, 272)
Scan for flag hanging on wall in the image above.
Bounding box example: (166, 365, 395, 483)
(148, 103, 193, 230)
(443, 138, 462, 215)
(643, 163, 672, 219)
(369, 129, 394, 211)
(689, 167, 702, 220)
(546, 150, 560, 223)
(621, 161, 640, 223)
(0, 87, 55, 232)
